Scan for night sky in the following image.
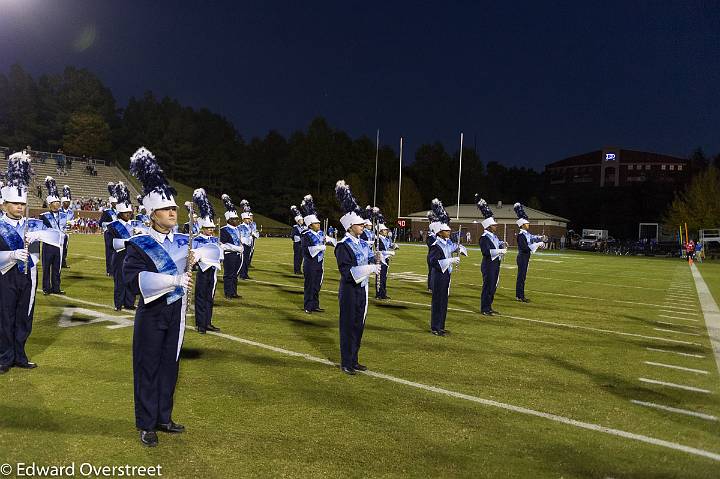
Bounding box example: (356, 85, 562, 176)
(1, 0, 719, 169)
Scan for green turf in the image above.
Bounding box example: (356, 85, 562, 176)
(1, 236, 719, 478)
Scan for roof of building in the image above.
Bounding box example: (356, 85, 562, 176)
(546, 148, 688, 169)
(405, 203, 569, 224)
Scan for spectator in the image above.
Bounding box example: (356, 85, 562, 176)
(695, 241, 704, 263)
(466, 231, 471, 243)
(560, 235, 566, 249)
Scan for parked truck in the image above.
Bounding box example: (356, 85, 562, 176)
(577, 229, 609, 251)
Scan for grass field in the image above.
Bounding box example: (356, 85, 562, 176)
(1, 235, 719, 478)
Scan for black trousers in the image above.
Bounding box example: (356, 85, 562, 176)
(42, 244, 61, 293)
(113, 253, 136, 309)
(481, 258, 500, 312)
(430, 270, 450, 331)
(133, 298, 183, 431)
(195, 267, 216, 330)
(223, 252, 241, 297)
(303, 258, 323, 311)
(239, 245, 252, 279)
(376, 262, 389, 298)
(104, 230, 113, 275)
(516, 253, 530, 299)
(0, 265, 35, 367)
(293, 242, 303, 274)
(62, 235, 69, 267)
(338, 282, 367, 368)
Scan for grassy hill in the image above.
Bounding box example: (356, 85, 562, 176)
(118, 168, 288, 231)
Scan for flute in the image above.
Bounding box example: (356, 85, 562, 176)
(185, 201, 195, 307)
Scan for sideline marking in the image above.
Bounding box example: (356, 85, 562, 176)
(630, 400, 717, 422)
(639, 378, 712, 394)
(658, 314, 698, 323)
(644, 361, 708, 375)
(646, 347, 705, 359)
(654, 328, 701, 337)
(690, 263, 720, 378)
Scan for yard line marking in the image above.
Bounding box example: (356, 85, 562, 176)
(529, 275, 667, 291)
(644, 361, 708, 375)
(658, 315, 699, 323)
(659, 309, 697, 317)
(646, 347, 705, 358)
(39, 291, 195, 316)
(630, 400, 717, 421)
(199, 328, 720, 462)
(654, 328, 701, 337)
(639, 378, 712, 394)
(690, 263, 720, 379)
(246, 279, 704, 346)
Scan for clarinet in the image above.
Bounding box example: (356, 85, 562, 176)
(22, 199, 31, 275)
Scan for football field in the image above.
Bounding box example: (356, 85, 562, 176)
(1, 235, 719, 478)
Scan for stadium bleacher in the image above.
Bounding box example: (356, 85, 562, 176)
(0, 147, 139, 209)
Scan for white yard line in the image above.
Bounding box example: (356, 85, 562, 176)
(690, 263, 720, 378)
(653, 321, 698, 329)
(659, 309, 697, 317)
(203, 327, 720, 462)
(639, 378, 712, 394)
(653, 328, 701, 337)
(646, 347, 705, 359)
(644, 361, 708, 375)
(630, 400, 717, 422)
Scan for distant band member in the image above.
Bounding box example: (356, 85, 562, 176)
(477, 196, 506, 316)
(100, 183, 118, 275)
(107, 182, 137, 311)
(514, 202, 546, 303)
(191, 188, 223, 333)
(40, 176, 66, 295)
(300, 195, 334, 313)
(219, 194, 243, 299)
(290, 206, 305, 275)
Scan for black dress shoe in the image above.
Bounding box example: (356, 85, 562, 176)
(114, 306, 122, 311)
(490, 309, 500, 315)
(197, 328, 206, 334)
(312, 308, 324, 312)
(62, 264, 70, 269)
(431, 330, 445, 336)
(43, 291, 51, 296)
(53, 290, 66, 295)
(341, 366, 356, 375)
(206, 325, 220, 332)
(0, 364, 11, 374)
(125, 305, 137, 310)
(353, 364, 368, 371)
(481, 311, 493, 316)
(441, 329, 450, 335)
(157, 421, 185, 433)
(15, 361, 37, 369)
(140, 430, 158, 447)
(304, 309, 312, 314)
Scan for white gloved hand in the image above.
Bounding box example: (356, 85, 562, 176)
(173, 272, 192, 290)
(451, 257, 461, 265)
(252, 231, 260, 238)
(500, 248, 508, 255)
(11, 249, 29, 262)
(374, 264, 382, 275)
(25, 231, 41, 243)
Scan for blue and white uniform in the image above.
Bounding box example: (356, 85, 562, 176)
(108, 218, 137, 310)
(480, 230, 505, 313)
(291, 223, 306, 274)
(428, 236, 459, 332)
(301, 228, 326, 311)
(100, 207, 118, 275)
(123, 228, 191, 431)
(237, 222, 253, 279)
(335, 234, 376, 369)
(516, 229, 544, 300)
(376, 235, 396, 299)
(192, 235, 223, 332)
(220, 224, 243, 297)
(0, 215, 59, 368)
(60, 206, 73, 267)
(40, 210, 66, 294)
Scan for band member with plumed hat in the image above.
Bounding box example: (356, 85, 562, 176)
(375, 210, 398, 300)
(299, 194, 335, 313)
(290, 205, 305, 275)
(425, 210, 439, 292)
(40, 176, 66, 295)
(514, 202, 546, 302)
(477, 196, 507, 316)
(100, 182, 119, 275)
(219, 194, 243, 299)
(124, 147, 196, 447)
(237, 199, 255, 279)
(107, 182, 137, 311)
(334, 180, 380, 375)
(60, 185, 73, 268)
(191, 188, 223, 333)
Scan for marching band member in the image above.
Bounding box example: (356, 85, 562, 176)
(360, 206, 375, 243)
(428, 199, 467, 335)
(375, 211, 398, 300)
(334, 180, 380, 375)
(290, 205, 305, 275)
(60, 185, 73, 268)
(219, 194, 243, 299)
(107, 183, 137, 311)
(100, 183, 119, 276)
(299, 195, 333, 313)
(238, 200, 254, 280)
(191, 188, 223, 333)
(248, 207, 259, 271)
(514, 202, 546, 303)
(124, 147, 196, 447)
(0, 152, 62, 372)
(40, 176, 66, 295)
(136, 196, 150, 224)
(477, 196, 506, 316)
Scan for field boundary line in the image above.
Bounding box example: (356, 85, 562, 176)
(689, 263, 720, 378)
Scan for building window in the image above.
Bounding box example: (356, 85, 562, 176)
(628, 164, 634, 170)
(661, 164, 666, 170)
(669, 165, 675, 171)
(678, 165, 683, 171)
(645, 164, 651, 170)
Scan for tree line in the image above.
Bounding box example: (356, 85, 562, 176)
(1, 63, 718, 235)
